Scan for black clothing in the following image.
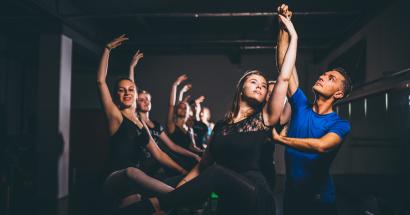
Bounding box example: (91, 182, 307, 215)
(146, 119, 196, 175)
(192, 120, 209, 149)
(260, 124, 283, 191)
(147, 120, 164, 143)
(169, 126, 191, 150)
(123, 112, 276, 215)
(108, 115, 150, 173)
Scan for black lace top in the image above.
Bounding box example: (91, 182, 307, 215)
(210, 111, 273, 172)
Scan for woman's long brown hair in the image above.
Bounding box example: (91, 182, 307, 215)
(224, 70, 268, 123)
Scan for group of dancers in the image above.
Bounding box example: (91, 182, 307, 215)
(96, 4, 352, 215)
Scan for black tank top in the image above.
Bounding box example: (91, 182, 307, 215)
(148, 120, 165, 143)
(169, 126, 191, 150)
(108, 115, 150, 172)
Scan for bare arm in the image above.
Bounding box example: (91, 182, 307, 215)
(141, 121, 187, 174)
(194, 96, 205, 121)
(178, 84, 192, 102)
(159, 132, 201, 162)
(128, 50, 143, 82)
(146, 139, 187, 174)
(96, 34, 129, 135)
(280, 100, 292, 125)
(167, 75, 188, 133)
(176, 144, 214, 187)
(276, 5, 299, 97)
(265, 15, 298, 126)
(273, 129, 343, 153)
(188, 128, 204, 153)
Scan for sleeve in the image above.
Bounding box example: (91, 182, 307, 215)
(288, 88, 309, 111)
(328, 120, 351, 140)
(155, 121, 165, 134)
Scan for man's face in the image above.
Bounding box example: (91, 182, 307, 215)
(312, 70, 345, 100)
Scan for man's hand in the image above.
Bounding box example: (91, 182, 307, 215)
(277, 4, 293, 30)
(272, 128, 283, 142)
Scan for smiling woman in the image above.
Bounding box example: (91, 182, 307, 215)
(96, 35, 188, 211)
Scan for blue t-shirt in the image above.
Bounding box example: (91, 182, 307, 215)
(285, 88, 350, 203)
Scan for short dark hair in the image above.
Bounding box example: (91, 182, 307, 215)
(331, 67, 352, 98)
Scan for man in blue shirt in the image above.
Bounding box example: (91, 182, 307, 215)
(274, 4, 352, 215)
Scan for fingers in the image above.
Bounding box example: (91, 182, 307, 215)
(278, 14, 297, 37)
(287, 11, 293, 20)
(182, 84, 192, 92)
(113, 34, 129, 44)
(178, 74, 188, 82)
(175, 74, 188, 85)
(107, 34, 129, 49)
(272, 128, 279, 140)
(133, 50, 144, 59)
(277, 4, 292, 20)
(195, 95, 205, 104)
(278, 14, 288, 24)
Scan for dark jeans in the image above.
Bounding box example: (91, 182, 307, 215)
(284, 188, 337, 215)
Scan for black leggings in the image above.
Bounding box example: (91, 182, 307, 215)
(159, 164, 264, 214)
(120, 164, 275, 215)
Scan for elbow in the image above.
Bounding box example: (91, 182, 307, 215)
(316, 144, 330, 153)
(277, 76, 290, 83)
(267, 115, 280, 127)
(96, 79, 105, 86)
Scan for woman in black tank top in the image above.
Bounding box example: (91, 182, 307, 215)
(164, 75, 203, 155)
(136, 90, 200, 172)
(97, 36, 187, 209)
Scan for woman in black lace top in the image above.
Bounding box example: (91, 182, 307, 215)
(120, 14, 298, 215)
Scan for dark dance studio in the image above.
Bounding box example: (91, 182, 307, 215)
(1, 0, 409, 214)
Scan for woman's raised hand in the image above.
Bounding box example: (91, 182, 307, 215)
(106, 34, 129, 51)
(181, 84, 192, 93)
(278, 15, 297, 38)
(174, 74, 188, 86)
(130, 49, 144, 68)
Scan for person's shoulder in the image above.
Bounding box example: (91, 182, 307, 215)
(329, 114, 351, 129)
(290, 88, 304, 98)
(151, 119, 161, 127)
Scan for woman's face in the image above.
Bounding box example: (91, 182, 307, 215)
(176, 102, 188, 118)
(116, 79, 136, 108)
(200, 107, 211, 121)
(241, 74, 268, 104)
(137, 92, 151, 113)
